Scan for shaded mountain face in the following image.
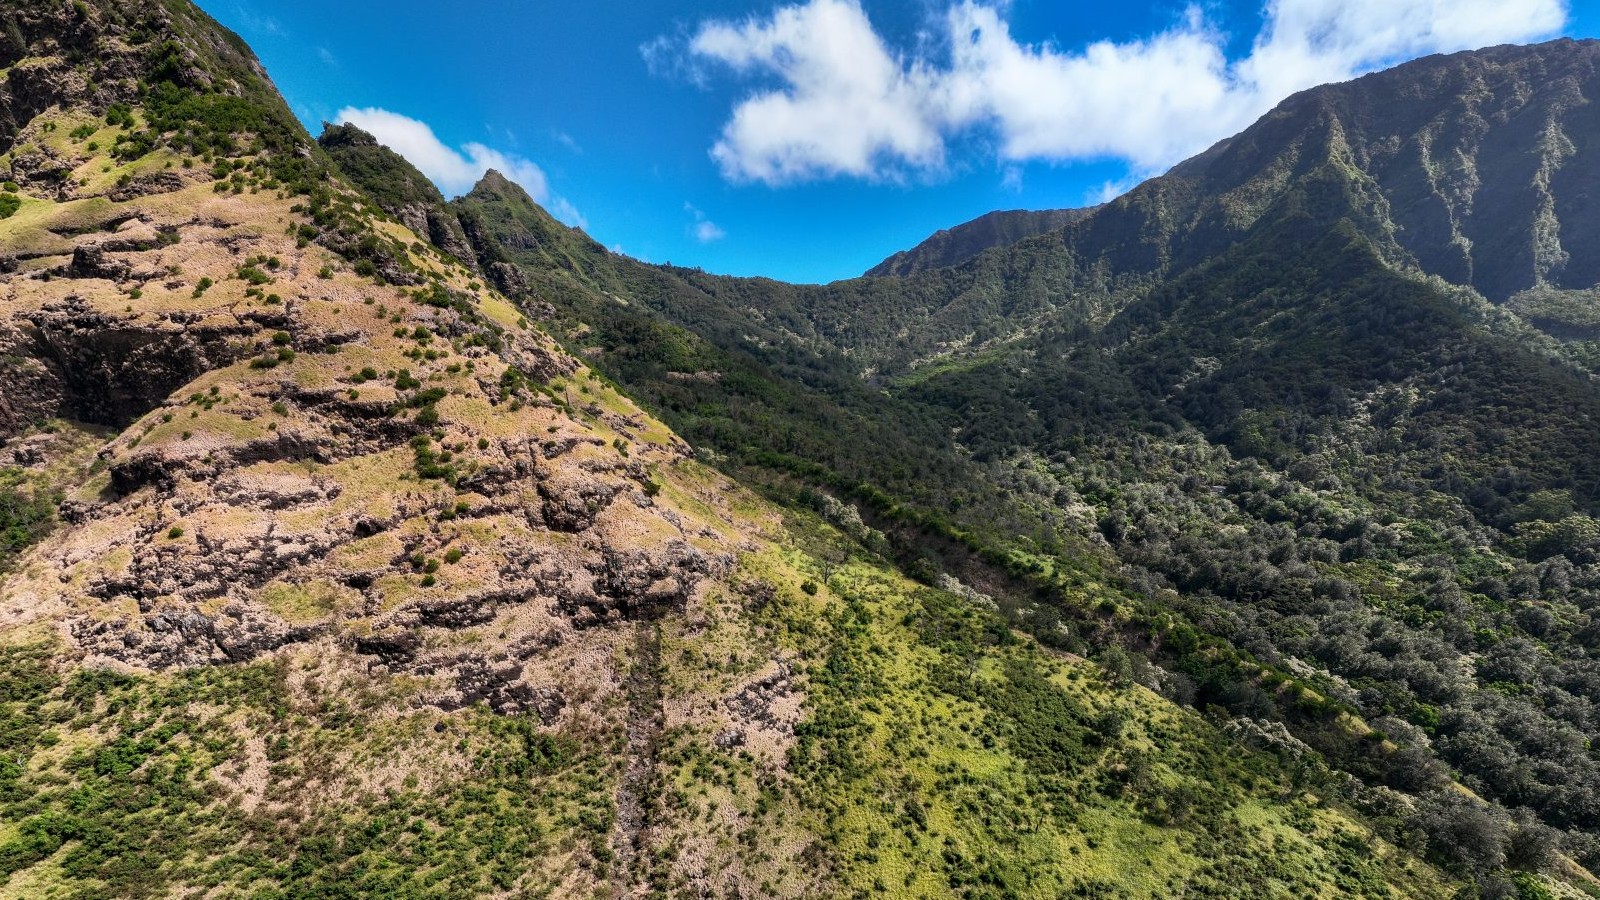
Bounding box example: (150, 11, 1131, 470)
(1115, 38, 1600, 302)
(865, 207, 1097, 277)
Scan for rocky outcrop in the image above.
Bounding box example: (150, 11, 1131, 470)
(10, 143, 83, 199)
(65, 246, 132, 281)
(13, 298, 251, 434)
(587, 542, 719, 621)
(72, 600, 327, 669)
(394, 202, 479, 272)
(0, 322, 67, 435)
(109, 171, 187, 203)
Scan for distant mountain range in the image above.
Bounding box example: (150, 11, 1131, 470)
(865, 207, 1098, 277)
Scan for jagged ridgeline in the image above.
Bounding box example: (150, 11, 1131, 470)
(0, 1, 1471, 899)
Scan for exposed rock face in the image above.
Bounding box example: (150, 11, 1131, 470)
(72, 602, 326, 669)
(108, 171, 186, 203)
(10, 143, 84, 199)
(1, 296, 252, 435)
(393, 202, 479, 270)
(722, 659, 799, 747)
(51, 361, 730, 667)
(485, 259, 530, 298)
(0, 122, 739, 725)
(0, 322, 66, 434)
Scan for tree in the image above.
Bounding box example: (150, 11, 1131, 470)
(1414, 793, 1508, 875)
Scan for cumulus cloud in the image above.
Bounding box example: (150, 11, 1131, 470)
(665, 0, 1568, 185)
(334, 107, 584, 227)
(690, 0, 946, 183)
(686, 203, 727, 242)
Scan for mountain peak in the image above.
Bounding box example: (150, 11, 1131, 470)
(316, 121, 380, 148)
(470, 168, 524, 199)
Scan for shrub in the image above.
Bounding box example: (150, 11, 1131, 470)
(237, 265, 271, 285)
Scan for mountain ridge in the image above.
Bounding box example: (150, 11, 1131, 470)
(0, 1, 1481, 897)
(865, 207, 1098, 278)
(321, 33, 1600, 897)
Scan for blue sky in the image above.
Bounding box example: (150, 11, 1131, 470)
(198, 0, 1596, 284)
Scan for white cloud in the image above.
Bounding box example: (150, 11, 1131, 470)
(550, 197, 589, 231)
(686, 203, 727, 242)
(668, 0, 1568, 185)
(1241, 0, 1570, 103)
(334, 107, 584, 227)
(689, 0, 946, 183)
(229, 2, 284, 38)
(1090, 174, 1145, 205)
(939, 4, 1243, 171)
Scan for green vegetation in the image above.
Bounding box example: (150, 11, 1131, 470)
(0, 469, 57, 572)
(640, 517, 1456, 898)
(0, 643, 620, 898)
